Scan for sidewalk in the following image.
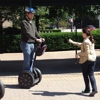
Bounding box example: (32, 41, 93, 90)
(0, 50, 100, 75)
(0, 50, 100, 100)
(0, 49, 100, 60)
(1, 73, 100, 100)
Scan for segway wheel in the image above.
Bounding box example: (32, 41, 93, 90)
(33, 68, 42, 85)
(18, 71, 34, 89)
(0, 80, 5, 99)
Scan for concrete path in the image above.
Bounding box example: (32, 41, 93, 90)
(0, 50, 100, 100)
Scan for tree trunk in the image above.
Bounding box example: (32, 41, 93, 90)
(35, 15, 39, 31)
(0, 21, 3, 34)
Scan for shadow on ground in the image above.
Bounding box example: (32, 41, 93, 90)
(30, 90, 90, 97)
(0, 57, 100, 76)
(4, 84, 20, 89)
(3, 85, 91, 97)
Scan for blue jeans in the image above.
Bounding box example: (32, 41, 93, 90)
(20, 42, 34, 72)
(81, 60, 97, 92)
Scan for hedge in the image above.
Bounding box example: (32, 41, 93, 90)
(0, 29, 100, 53)
(39, 29, 61, 33)
(0, 34, 21, 53)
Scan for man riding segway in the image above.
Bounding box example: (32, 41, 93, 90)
(18, 7, 47, 88)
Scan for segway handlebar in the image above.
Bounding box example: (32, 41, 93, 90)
(35, 40, 47, 56)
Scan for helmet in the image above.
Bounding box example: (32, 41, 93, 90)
(25, 7, 35, 13)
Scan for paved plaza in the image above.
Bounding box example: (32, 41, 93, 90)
(0, 50, 100, 100)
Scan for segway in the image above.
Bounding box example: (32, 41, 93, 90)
(0, 80, 5, 99)
(18, 42, 47, 89)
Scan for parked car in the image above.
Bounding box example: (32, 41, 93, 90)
(86, 25, 96, 31)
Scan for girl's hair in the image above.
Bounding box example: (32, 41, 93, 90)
(82, 27, 95, 43)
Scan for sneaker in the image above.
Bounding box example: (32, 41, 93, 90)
(82, 90, 90, 93)
(89, 91, 97, 96)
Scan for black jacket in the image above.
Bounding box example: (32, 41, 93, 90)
(21, 19, 41, 43)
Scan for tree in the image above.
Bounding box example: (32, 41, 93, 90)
(0, 6, 24, 34)
(10, 7, 24, 28)
(0, 5, 100, 33)
(0, 6, 12, 34)
(65, 5, 100, 27)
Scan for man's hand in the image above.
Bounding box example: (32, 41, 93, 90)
(41, 38, 45, 42)
(36, 39, 42, 43)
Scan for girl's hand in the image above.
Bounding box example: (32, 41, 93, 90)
(75, 54, 79, 58)
(69, 38, 73, 43)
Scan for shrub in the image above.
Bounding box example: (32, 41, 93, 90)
(39, 29, 61, 33)
(0, 29, 100, 53)
(0, 34, 21, 53)
(52, 29, 61, 32)
(3, 27, 21, 35)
